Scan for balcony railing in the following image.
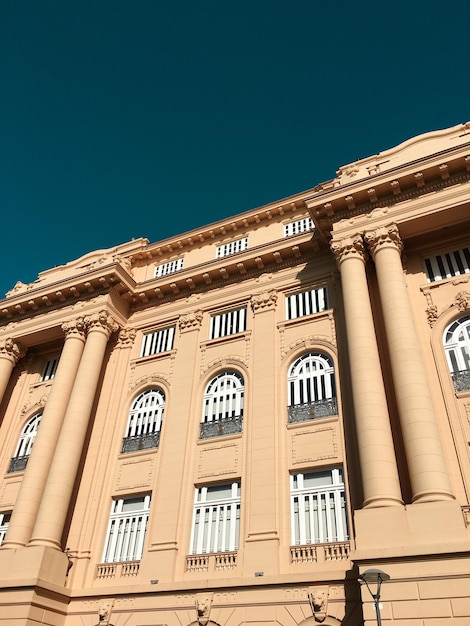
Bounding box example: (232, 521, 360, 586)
(288, 398, 338, 423)
(186, 551, 238, 573)
(290, 541, 350, 564)
(200, 416, 243, 439)
(96, 560, 140, 580)
(452, 369, 470, 392)
(121, 432, 160, 453)
(8, 455, 29, 473)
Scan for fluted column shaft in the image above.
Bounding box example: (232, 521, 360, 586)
(331, 236, 403, 508)
(0, 338, 25, 404)
(365, 224, 453, 503)
(29, 311, 118, 549)
(2, 319, 86, 549)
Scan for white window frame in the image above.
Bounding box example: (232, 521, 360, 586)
(102, 495, 151, 563)
(154, 258, 184, 278)
(444, 315, 470, 374)
(216, 237, 248, 259)
(13, 413, 42, 459)
(0, 512, 11, 546)
(190, 482, 240, 554)
(288, 352, 336, 406)
(41, 358, 59, 381)
(284, 217, 314, 237)
(285, 287, 328, 320)
(290, 468, 348, 545)
(125, 388, 165, 438)
(140, 326, 175, 357)
(210, 307, 247, 339)
(425, 246, 470, 282)
(202, 371, 244, 424)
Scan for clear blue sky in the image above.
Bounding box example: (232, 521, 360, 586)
(1, 0, 468, 298)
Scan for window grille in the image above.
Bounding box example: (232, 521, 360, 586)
(140, 326, 175, 357)
(190, 482, 240, 554)
(102, 495, 150, 563)
(210, 307, 247, 339)
(443, 315, 470, 391)
(8, 413, 42, 473)
(290, 468, 348, 545)
(216, 238, 248, 259)
(285, 287, 328, 320)
(425, 246, 470, 282)
(287, 353, 337, 422)
(200, 371, 244, 438)
(0, 512, 11, 546)
(154, 258, 184, 278)
(41, 358, 59, 381)
(284, 217, 314, 237)
(122, 388, 165, 453)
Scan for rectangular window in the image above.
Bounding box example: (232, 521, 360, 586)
(102, 495, 150, 563)
(141, 326, 175, 357)
(290, 468, 348, 545)
(154, 258, 184, 278)
(284, 217, 314, 237)
(286, 287, 328, 320)
(425, 246, 470, 282)
(190, 482, 240, 554)
(210, 307, 247, 339)
(41, 358, 59, 381)
(216, 237, 248, 259)
(0, 512, 11, 546)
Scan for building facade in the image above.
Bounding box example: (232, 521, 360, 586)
(0, 122, 469, 625)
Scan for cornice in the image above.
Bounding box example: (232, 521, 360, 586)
(305, 144, 470, 239)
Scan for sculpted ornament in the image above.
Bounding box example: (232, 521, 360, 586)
(455, 291, 470, 312)
(426, 305, 439, 328)
(179, 310, 203, 332)
(62, 317, 87, 339)
(0, 338, 26, 363)
(85, 310, 119, 337)
(364, 223, 403, 258)
(116, 327, 136, 348)
(308, 587, 329, 623)
(251, 290, 277, 313)
(330, 236, 366, 265)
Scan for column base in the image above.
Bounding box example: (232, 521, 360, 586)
(363, 495, 404, 508)
(0, 544, 69, 587)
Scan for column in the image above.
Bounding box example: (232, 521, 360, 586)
(2, 318, 86, 549)
(0, 338, 25, 404)
(365, 224, 453, 503)
(244, 290, 280, 574)
(331, 236, 403, 508)
(28, 311, 118, 549)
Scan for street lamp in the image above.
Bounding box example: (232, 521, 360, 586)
(359, 568, 390, 626)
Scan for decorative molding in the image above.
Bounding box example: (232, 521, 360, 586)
(129, 373, 170, 391)
(178, 309, 203, 332)
(202, 355, 248, 377)
(330, 236, 366, 265)
(364, 223, 403, 259)
(250, 289, 277, 313)
(61, 317, 87, 339)
(282, 335, 337, 360)
(426, 305, 439, 328)
(84, 310, 119, 337)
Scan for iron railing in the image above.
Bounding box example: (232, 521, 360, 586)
(200, 415, 243, 439)
(121, 432, 160, 453)
(288, 398, 338, 423)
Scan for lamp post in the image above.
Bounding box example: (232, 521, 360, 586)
(359, 568, 390, 626)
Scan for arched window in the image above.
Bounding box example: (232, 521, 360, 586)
(444, 315, 470, 391)
(121, 388, 165, 453)
(8, 412, 42, 473)
(287, 352, 337, 422)
(200, 371, 244, 438)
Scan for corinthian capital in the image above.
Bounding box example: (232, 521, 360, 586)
(85, 310, 119, 338)
(251, 290, 277, 313)
(179, 310, 203, 332)
(330, 235, 366, 265)
(364, 223, 403, 258)
(62, 317, 87, 339)
(0, 338, 26, 364)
